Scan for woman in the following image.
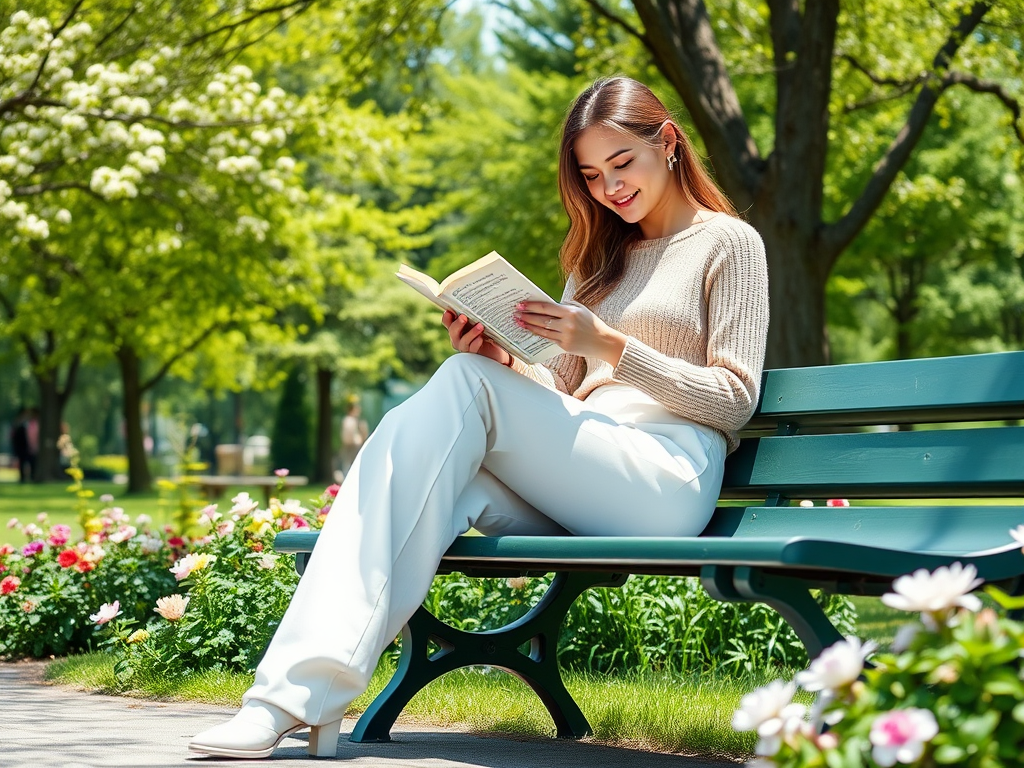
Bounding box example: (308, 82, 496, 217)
(189, 75, 768, 759)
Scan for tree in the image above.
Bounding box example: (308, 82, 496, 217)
(270, 364, 313, 477)
(582, 0, 1024, 365)
(0, 4, 313, 486)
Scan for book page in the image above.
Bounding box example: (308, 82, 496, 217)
(444, 269, 558, 361)
(396, 267, 446, 309)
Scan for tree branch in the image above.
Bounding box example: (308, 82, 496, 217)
(628, 0, 764, 208)
(140, 322, 225, 392)
(840, 53, 920, 89)
(581, 0, 648, 45)
(822, 1, 991, 263)
(185, 0, 314, 48)
(944, 70, 1024, 144)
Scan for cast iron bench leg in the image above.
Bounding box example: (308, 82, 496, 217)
(701, 565, 844, 659)
(350, 571, 627, 743)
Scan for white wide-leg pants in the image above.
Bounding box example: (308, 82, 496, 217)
(244, 353, 726, 725)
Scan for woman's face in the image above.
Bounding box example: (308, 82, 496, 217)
(573, 124, 674, 226)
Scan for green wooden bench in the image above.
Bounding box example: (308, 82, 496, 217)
(275, 350, 1024, 743)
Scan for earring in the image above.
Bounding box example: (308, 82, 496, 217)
(667, 155, 676, 171)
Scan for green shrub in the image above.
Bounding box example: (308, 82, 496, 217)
(422, 573, 856, 676)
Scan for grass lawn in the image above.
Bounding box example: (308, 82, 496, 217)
(49, 651, 806, 759)
(0, 478, 325, 546)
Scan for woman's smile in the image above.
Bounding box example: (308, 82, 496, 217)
(611, 190, 639, 208)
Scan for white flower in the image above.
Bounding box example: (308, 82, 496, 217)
(732, 680, 806, 756)
(198, 504, 221, 524)
(216, 519, 235, 537)
(135, 514, 152, 525)
(794, 636, 876, 693)
(869, 708, 938, 767)
(230, 492, 259, 516)
(108, 525, 137, 544)
(89, 601, 122, 625)
(882, 562, 983, 615)
(798, 499, 815, 507)
(137, 534, 162, 554)
(248, 552, 280, 570)
(891, 622, 922, 653)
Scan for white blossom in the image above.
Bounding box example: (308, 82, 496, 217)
(882, 562, 983, 615)
(732, 680, 806, 756)
(794, 636, 876, 693)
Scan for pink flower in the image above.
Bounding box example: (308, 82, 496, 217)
(21, 541, 44, 557)
(288, 517, 310, 530)
(216, 519, 235, 537)
(6, 518, 20, 529)
(89, 601, 122, 625)
(826, 499, 850, 507)
(319, 505, 331, 516)
(48, 524, 71, 547)
(99, 494, 115, 503)
(274, 468, 289, 477)
(108, 525, 137, 544)
(1, 575, 21, 594)
(869, 708, 938, 767)
(0, 544, 13, 556)
(324, 484, 340, 498)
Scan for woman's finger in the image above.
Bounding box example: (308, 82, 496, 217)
(516, 301, 567, 317)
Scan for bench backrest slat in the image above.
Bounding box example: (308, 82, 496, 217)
(745, 351, 1024, 430)
(722, 426, 1024, 499)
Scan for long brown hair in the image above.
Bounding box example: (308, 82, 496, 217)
(558, 76, 735, 308)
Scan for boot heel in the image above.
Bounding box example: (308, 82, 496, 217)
(308, 719, 342, 757)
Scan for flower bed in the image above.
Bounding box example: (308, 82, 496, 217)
(733, 533, 1024, 768)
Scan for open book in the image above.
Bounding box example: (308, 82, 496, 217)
(397, 251, 563, 365)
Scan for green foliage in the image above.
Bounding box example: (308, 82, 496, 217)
(269, 366, 313, 476)
(422, 573, 857, 676)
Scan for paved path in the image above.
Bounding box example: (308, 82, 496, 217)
(4, 661, 741, 767)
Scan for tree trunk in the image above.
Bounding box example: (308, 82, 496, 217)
(117, 346, 152, 493)
(749, 208, 830, 368)
(34, 373, 63, 482)
(314, 366, 334, 484)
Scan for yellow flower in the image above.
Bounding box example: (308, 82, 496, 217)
(156, 479, 177, 491)
(65, 467, 84, 482)
(84, 518, 105, 535)
(127, 629, 150, 644)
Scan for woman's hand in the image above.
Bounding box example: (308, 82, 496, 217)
(514, 301, 627, 365)
(442, 310, 512, 366)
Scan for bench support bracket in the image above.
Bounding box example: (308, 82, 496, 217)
(350, 571, 627, 744)
(701, 565, 843, 659)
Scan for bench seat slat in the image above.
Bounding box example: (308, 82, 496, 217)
(746, 350, 1024, 429)
(722, 427, 1024, 498)
(275, 504, 1024, 582)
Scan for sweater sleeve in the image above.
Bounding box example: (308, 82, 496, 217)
(610, 224, 769, 432)
(510, 275, 586, 395)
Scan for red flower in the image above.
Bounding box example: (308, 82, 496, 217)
(324, 484, 341, 498)
(0, 544, 14, 557)
(75, 560, 96, 574)
(826, 499, 851, 507)
(167, 537, 185, 548)
(1, 575, 20, 595)
(251, 542, 264, 553)
(57, 549, 80, 568)
(0, 564, 7, 575)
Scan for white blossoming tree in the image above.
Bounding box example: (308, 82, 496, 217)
(0, 3, 315, 489)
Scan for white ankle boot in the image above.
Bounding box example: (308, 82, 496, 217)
(188, 702, 342, 759)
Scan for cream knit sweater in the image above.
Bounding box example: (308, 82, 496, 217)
(511, 214, 769, 454)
